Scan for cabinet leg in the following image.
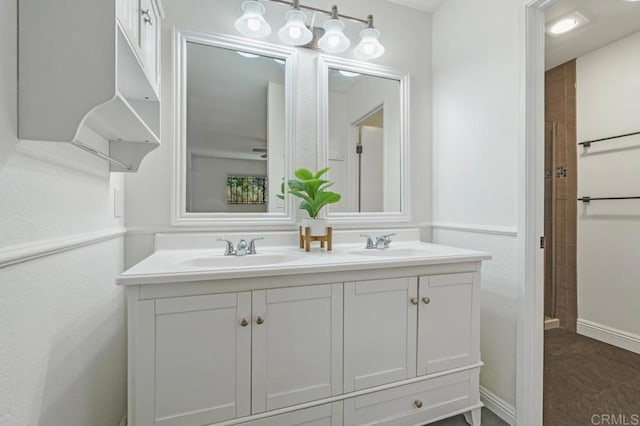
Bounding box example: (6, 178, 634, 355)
(464, 408, 481, 426)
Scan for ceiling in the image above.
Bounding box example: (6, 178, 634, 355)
(545, 0, 640, 69)
(384, 0, 445, 13)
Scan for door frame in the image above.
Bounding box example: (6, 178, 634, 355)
(518, 0, 557, 424)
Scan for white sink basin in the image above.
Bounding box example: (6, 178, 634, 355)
(350, 248, 433, 258)
(183, 253, 302, 268)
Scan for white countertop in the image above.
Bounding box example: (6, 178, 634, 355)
(118, 241, 491, 286)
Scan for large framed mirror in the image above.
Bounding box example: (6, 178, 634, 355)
(172, 29, 296, 227)
(318, 56, 409, 225)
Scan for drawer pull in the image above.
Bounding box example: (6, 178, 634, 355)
(240, 318, 249, 327)
(256, 316, 265, 325)
(141, 8, 150, 17)
(422, 297, 431, 304)
(144, 16, 153, 25)
(410, 298, 419, 305)
(414, 400, 423, 409)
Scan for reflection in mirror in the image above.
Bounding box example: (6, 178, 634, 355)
(327, 68, 402, 213)
(185, 42, 286, 213)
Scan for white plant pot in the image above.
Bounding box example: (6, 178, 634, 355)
(302, 218, 329, 237)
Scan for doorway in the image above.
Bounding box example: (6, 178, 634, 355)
(541, 1, 640, 424)
(352, 105, 384, 213)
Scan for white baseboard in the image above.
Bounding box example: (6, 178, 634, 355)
(577, 319, 640, 354)
(480, 386, 516, 426)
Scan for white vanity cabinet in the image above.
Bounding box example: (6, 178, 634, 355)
(344, 278, 418, 392)
(129, 284, 343, 426)
(251, 285, 343, 413)
(124, 247, 486, 426)
(418, 273, 475, 375)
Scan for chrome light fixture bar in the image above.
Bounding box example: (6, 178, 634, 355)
(268, 0, 368, 24)
(234, 0, 385, 60)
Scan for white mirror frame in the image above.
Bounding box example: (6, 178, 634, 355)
(317, 55, 411, 225)
(171, 29, 297, 228)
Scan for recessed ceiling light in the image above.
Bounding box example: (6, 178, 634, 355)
(546, 12, 589, 36)
(549, 18, 579, 34)
(237, 51, 260, 59)
(338, 70, 361, 78)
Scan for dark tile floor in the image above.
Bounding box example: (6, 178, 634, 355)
(429, 408, 507, 425)
(544, 329, 640, 425)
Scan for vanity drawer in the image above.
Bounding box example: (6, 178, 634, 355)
(344, 371, 474, 426)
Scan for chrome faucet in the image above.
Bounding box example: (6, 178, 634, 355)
(375, 233, 395, 249)
(217, 237, 264, 256)
(248, 237, 264, 255)
(235, 239, 249, 256)
(217, 239, 236, 256)
(360, 233, 395, 250)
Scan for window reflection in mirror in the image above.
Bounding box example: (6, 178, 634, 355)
(327, 68, 402, 213)
(185, 42, 286, 213)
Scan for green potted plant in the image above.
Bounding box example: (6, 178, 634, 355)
(286, 167, 341, 236)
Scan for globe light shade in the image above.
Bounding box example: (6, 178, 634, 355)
(354, 27, 385, 60)
(278, 9, 313, 46)
(235, 1, 271, 38)
(318, 19, 350, 53)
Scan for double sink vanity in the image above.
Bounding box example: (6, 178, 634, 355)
(119, 229, 490, 426)
(115, 10, 490, 426)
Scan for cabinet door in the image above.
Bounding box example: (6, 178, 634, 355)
(252, 284, 343, 413)
(139, 0, 160, 90)
(344, 278, 418, 392)
(150, 293, 251, 426)
(117, 0, 140, 49)
(417, 273, 474, 375)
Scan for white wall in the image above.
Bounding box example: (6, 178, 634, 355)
(576, 32, 640, 343)
(124, 0, 433, 267)
(432, 0, 521, 413)
(0, 1, 127, 424)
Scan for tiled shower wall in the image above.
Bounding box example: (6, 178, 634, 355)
(545, 60, 578, 331)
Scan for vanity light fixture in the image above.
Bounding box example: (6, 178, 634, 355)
(234, 0, 385, 60)
(278, 0, 314, 46)
(317, 6, 350, 53)
(354, 15, 385, 60)
(235, 0, 272, 38)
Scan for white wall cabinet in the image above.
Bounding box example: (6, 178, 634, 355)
(19, 0, 164, 172)
(127, 262, 482, 426)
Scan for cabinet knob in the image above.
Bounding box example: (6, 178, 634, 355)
(422, 297, 431, 304)
(240, 318, 249, 327)
(414, 400, 423, 409)
(256, 316, 265, 325)
(410, 298, 418, 305)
